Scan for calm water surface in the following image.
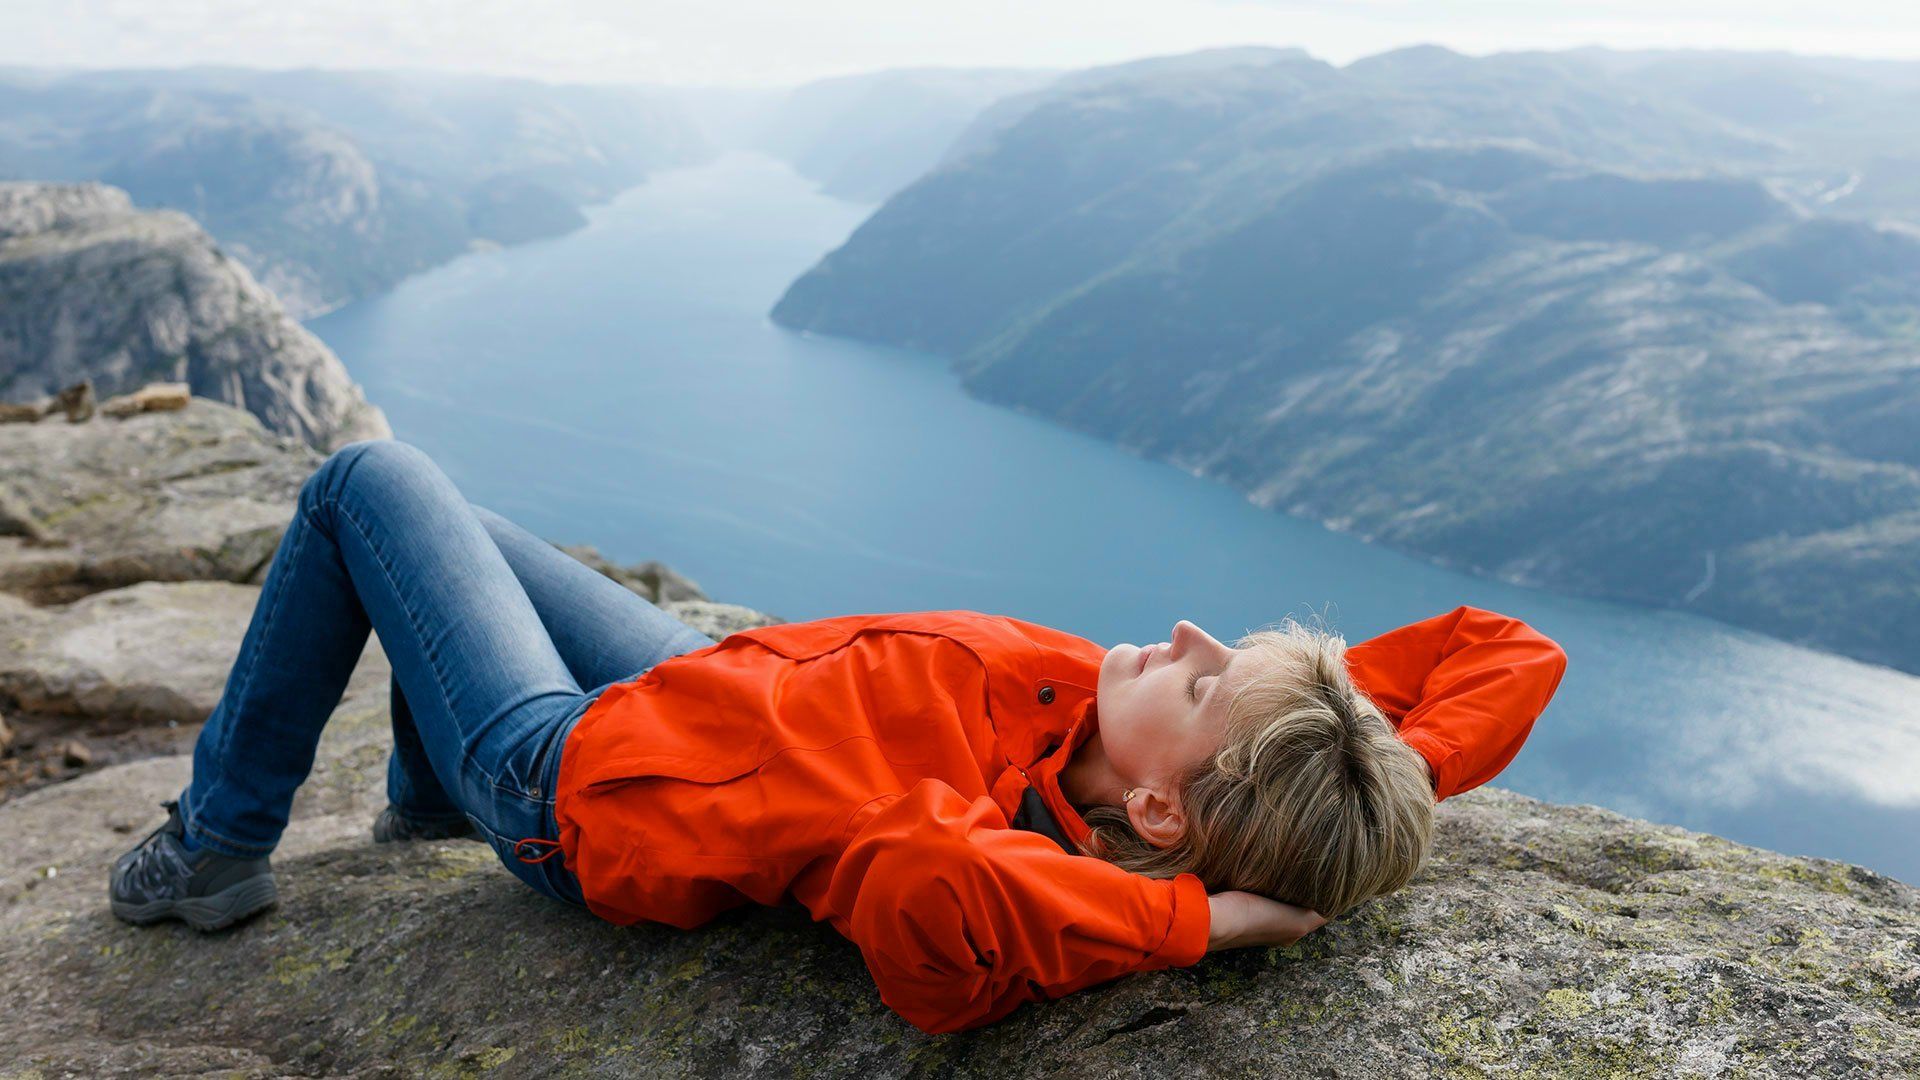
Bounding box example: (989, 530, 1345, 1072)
(312, 152, 1920, 882)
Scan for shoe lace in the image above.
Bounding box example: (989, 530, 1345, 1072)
(124, 799, 194, 895)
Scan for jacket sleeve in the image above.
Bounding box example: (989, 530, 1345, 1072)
(1343, 605, 1568, 801)
(824, 778, 1212, 1034)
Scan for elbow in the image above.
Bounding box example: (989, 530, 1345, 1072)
(866, 921, 1010, 1035)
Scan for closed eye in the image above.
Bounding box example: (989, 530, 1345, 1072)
(1186, 670, 1200, 699)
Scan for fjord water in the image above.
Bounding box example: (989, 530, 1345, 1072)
(311, 152, 1920, 883)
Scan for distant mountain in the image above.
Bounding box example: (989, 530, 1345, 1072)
(0, 181, 389, 450)
(1558, 49, 1920, 226)
(773, 46, 1920, 674)
(751, 67, 1058, 202)
(0, 68, 714, 316)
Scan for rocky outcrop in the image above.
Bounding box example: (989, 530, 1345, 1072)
(0, 182, 391, 451)
(0, 400, 1915, 1076)
(0, 393, 322, 602)
(0, 580, 266, 728)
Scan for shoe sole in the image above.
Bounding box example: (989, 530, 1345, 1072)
(372, 814, 478, 844)
(111, 874, 279, 932)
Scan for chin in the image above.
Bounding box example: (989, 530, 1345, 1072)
(1097, 646, 1122, 697)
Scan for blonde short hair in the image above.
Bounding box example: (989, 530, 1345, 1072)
(1082, 619, 1435, 917)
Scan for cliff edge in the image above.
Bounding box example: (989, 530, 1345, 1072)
(0, 401, 1915, 1078)
(0, 182, 390, 452)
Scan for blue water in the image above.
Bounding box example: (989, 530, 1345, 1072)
(311, 151, 1920, 883)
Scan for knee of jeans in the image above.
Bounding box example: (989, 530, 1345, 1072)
(305, 438, 431, 508)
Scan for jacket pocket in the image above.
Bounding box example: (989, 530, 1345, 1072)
(570, 749, 767, 789)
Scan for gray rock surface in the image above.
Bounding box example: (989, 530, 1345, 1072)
(0, 397, 320, 601)
(0, 580, 390, 800)
(0, 181, 391, 451)
(662, 599, 788, 638)
(0, 581, 261, 727)
(557, 543, 713, 605)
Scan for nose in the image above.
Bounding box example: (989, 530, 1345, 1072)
(1170, 619, 1205, 656)
(1171, 619, 1228, 660)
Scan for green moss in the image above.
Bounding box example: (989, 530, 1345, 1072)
(1702, 983, 1737, 1024)
(1519, 1037, 1674, 1079)
(1264, 992, 1367, 1028)
(1426, 1009, 1503, 1077)
(1540, 988, 1593, 1021)
(1732, 860, 1857, 897)
(553, 1024, 591, 1054)
(271, 951, 324, 987)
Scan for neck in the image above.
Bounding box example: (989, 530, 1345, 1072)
(1059, 730, 1127, 811)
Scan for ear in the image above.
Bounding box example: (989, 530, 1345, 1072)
(1125, 787, 1186, 849)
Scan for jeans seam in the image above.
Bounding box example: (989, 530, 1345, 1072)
(207, 500, 314, 788)
(325, 483, 476, 788)
(191, 498, 318, 839)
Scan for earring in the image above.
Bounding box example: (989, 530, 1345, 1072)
(1123, 788, 1136, 802)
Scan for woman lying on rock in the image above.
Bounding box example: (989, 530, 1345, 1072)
(109, 439, 1568, 1033)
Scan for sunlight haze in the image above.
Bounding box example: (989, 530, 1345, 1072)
(4, 0, 1918, 85)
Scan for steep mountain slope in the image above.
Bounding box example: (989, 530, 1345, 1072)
(772, 47, 1920, 673)
(0, 68, 714, 316)
(0, 181, 388, 450)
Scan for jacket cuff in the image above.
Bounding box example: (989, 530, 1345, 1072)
(1397, 728, 1457, 800)
(1147, 872, 1212, 969)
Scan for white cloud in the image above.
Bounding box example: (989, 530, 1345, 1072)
(2, 0, 1917, 87)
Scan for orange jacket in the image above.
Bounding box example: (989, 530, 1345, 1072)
(550, 605, 1566, 1033)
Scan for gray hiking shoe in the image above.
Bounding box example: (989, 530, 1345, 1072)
(371, 804, 477, 844)
(109, 799, 277, 932)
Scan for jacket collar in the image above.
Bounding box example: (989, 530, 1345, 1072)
(1021, 691, 1100, 851)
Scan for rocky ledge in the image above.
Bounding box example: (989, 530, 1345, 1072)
(1, 401, 1916, 1078)
(0, 182, 390, 452)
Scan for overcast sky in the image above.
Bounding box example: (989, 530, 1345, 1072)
(4, 1, 1916, 87)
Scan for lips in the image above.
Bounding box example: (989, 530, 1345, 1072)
(1137, 642, 1164, 675)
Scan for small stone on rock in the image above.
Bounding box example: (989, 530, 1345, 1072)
(0, 399, 49, 424)
(54, 380, 95, 423)
(100, 382, 192, 418)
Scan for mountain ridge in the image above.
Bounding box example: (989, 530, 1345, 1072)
(771, 47, 1920, 675)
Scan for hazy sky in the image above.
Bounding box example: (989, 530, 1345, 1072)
(4, 0, 1916, 87)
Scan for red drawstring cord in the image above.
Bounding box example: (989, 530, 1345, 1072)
(513, 837, 564, 864)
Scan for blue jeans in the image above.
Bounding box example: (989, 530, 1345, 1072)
(180, 439, 718, 905)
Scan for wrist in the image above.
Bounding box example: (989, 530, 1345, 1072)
(1205, 894, 1241, 951)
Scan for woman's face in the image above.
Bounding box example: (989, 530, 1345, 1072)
(1096, 619, 1248, 790)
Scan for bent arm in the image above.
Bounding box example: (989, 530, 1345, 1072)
(1345, 605, 1569, 800)
(827, 779, 1210, 1034)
